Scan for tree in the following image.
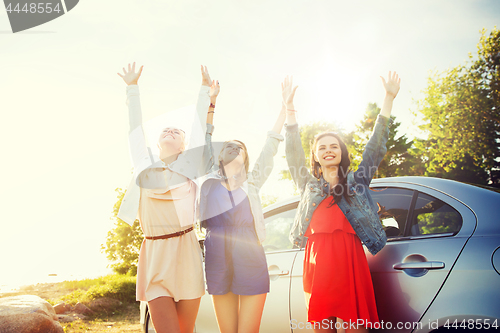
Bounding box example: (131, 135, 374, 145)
(412, 28, 500, 185)
(101, 188, 143, 275)
(352, 103, 419, 178)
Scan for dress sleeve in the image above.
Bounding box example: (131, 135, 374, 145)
(126, 85, 165, 189)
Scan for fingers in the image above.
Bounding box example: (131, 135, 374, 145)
(385, 71, 400, 83)
(117, 73, 123, 78)
(201, 65, 211, 79)
(282, 75, 293, 89)
(121, 63, 143, 75)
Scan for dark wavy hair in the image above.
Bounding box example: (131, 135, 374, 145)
(310, 132, 351, 205)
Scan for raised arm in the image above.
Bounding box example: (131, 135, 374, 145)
(201, 75, 220, 174)
(186, 66, 218, 176)
(380, 71, 400, 118)
(355, 71, 400, 185)
(282, 76, 312, 193)
(283, 75, 299, 126)
(117, 62, 144, 132)
(188, 66, 212, 151)
(248, 104, 286, 190)
(117, 62, 151, 172)
(207, 77, 219, 126)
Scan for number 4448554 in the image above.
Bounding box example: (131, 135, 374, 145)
(444, 319, 498, 330)
(6, 3, 62, 14)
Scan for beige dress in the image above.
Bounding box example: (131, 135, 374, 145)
(135, 170, 205, 302)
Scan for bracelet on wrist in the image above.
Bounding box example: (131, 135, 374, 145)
(208, 111, 215, 114)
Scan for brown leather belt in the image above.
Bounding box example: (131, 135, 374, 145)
(145, 226, 194, 240)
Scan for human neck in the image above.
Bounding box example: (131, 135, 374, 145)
(221, 161, 245, 190)
(322, 166, 339, 186)
(160, 149, 181, 165)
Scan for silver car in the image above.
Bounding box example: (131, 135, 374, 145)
(142, 176, 500, 332)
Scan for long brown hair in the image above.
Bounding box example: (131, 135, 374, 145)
(310, 132, 351, 205)
(218, 140, 249, 187)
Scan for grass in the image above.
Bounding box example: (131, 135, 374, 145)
(53, 274, 136, 306)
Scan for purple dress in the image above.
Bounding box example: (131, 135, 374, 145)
(203, 182, 270, 295)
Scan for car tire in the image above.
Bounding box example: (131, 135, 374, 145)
(144, 306, 156, 333)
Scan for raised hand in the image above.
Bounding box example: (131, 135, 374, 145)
(117, 62, 143, 86)
(210, 80, 220, 99)
(281, 75, 298, 110)
(201, 65, 212, 87)
(380, 71, 401, 99)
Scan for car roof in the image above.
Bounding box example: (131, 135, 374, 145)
(263, 196, 299, 214)
(264, 176, 500, 225)
(371, 176, 500, 210)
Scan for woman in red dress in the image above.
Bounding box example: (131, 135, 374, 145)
(283, 73, 401, 332)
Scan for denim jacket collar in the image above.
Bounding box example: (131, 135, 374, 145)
(318, 172, 356, 197)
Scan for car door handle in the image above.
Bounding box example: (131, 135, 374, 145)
(393, 261, 445, 270)
(268, 270, 290, 277)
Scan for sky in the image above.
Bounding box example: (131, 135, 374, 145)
(0, 0, 499, 289)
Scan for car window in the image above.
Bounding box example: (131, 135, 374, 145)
(262, 206, 297, 252)
(370, 187, 414, 239)
(409, 192, 462, 236)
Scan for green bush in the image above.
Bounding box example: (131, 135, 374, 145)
(56, 274, 136, 306)
(85, 275, 136, 303)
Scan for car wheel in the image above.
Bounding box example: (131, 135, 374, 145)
(144, 306, 156, 333)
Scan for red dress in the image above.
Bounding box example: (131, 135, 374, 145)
(303, 197, 379, 325)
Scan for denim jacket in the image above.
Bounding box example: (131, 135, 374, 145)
(117, 85, 213, 226)
(285, 114, 392, 255)
(199, 131, 284, 243)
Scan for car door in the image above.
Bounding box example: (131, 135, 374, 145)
(260, 202, 300, 333)
(289, 248, 312, 332)
(194, 201, 299, 333)
(367, 184, 476, 332)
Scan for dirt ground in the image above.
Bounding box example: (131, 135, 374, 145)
(60, 303, 142, 333)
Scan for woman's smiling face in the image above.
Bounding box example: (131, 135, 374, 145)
(221, 141, 245, 165)
(314, 135, 342, 168)
(158, 127, 186, 152)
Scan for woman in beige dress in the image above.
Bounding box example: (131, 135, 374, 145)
(117, 63, 219, 333)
